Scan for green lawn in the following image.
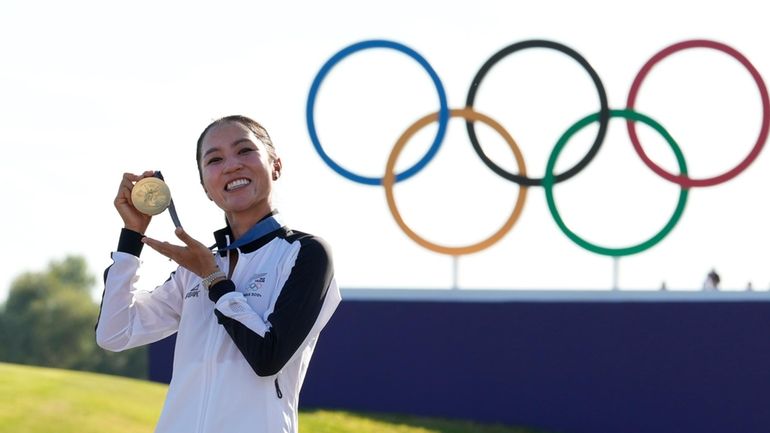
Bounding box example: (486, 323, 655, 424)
(0, 362, 547, 433)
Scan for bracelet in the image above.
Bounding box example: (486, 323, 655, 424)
(201, 270, 227, 290)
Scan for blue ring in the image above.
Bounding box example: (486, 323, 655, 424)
(306, 40, 450, 185)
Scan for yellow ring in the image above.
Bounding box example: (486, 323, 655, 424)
(383, 108, 528, 255)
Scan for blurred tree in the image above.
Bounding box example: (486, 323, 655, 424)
(0, 256, 147, 378)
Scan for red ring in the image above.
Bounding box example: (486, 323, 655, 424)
(626, 39, 770, 187)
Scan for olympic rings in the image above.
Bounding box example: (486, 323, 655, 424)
(306, 40, 450, 185)
(307, 38, 769, 257)
(383, 108, 528, 255)
(626, 39, 770, 187)
(544, 109, 689, 256)
(465, 39, 610, 187)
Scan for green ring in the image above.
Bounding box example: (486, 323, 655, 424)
(543, 109, 689, 256)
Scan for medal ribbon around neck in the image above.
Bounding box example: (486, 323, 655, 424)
(219, 213, 285, 252)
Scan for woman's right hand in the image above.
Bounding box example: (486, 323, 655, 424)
(114, 171, 156, 234)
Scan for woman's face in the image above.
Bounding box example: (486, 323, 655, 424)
(198, 121, 279, 219)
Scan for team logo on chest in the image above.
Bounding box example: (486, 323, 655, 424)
(243, 273, 268, 297)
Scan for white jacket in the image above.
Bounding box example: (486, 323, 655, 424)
(96, 221, 341, 433)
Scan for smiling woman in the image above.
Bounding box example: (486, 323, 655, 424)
(95, 115, 342, 433)
(196, 116, 282, 238)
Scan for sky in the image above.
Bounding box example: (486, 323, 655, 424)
(1, 0, 769, 301)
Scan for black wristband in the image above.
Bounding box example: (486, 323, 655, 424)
(209, 279, 236, 303)
(117, 228, 145, 257)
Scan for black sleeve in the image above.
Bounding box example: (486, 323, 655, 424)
(211, 237, 334, 376)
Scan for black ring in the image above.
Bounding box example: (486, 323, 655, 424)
(465, 39, 610, 187)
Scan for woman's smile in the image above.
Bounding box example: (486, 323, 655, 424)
(226, 178, 252, 191)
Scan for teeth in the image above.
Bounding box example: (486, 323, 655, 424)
(226, 179, 250, 191)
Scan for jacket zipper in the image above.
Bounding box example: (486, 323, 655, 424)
(274, 377, 283, 399)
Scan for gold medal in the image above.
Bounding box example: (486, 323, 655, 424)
(131, 177, 172, 216)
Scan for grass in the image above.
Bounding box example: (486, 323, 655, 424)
(0, 362, 546, 433)
(0, 362, 165, 433)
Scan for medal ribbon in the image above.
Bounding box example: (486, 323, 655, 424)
(153, 171, 182, 228)
(223, 213, 285, 251)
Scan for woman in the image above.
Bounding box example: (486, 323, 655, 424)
(96, 115, 341, 433)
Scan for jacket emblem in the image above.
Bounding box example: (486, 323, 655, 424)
(185, 283, 201, 299)
(244, 273, 267, 297)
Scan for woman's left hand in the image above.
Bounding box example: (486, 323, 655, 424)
(142, 228, 220, 278)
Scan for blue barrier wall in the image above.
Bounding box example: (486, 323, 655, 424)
(149, 291, 770, 433)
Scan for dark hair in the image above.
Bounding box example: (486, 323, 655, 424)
(196, 115, 277, 183)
